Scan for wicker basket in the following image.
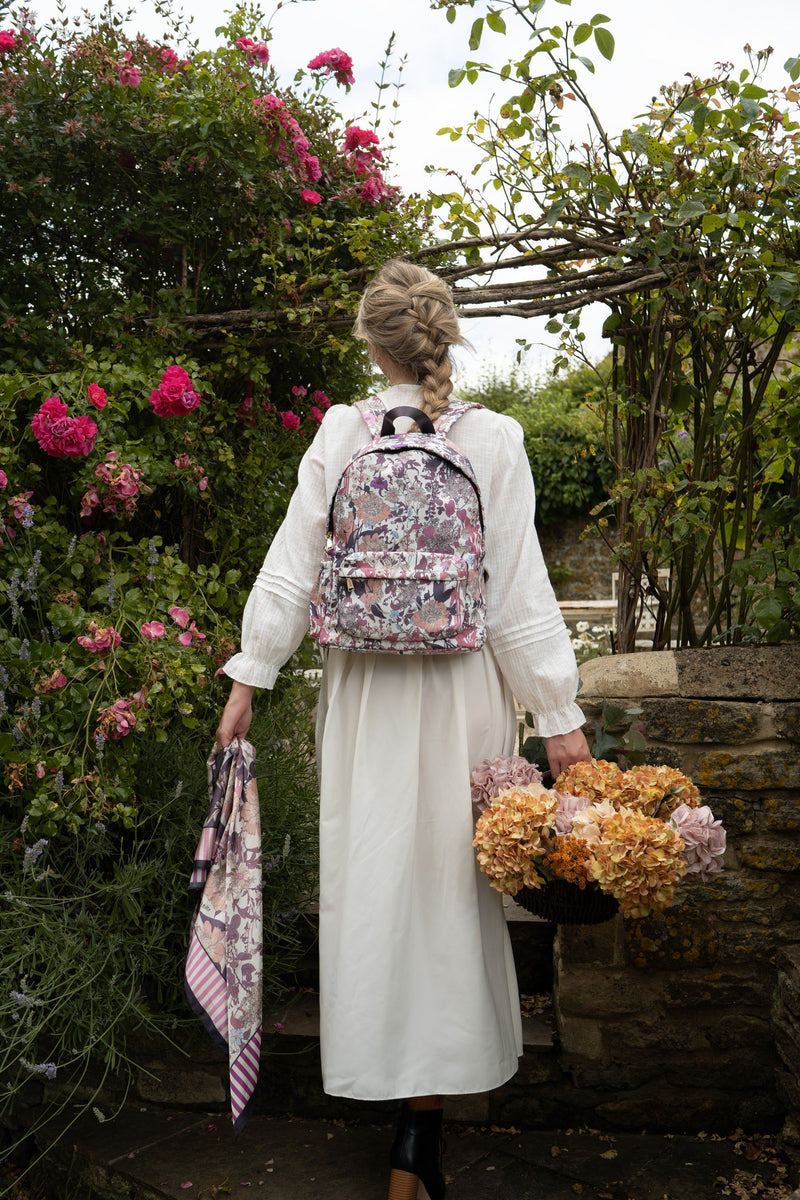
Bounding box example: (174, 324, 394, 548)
(514, 879, 619, 925)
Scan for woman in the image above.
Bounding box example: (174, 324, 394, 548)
(216, 259, 590, 1200)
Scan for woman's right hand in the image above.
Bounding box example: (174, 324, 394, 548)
(215, 681, 255, 748)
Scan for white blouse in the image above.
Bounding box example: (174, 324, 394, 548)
(223, 385, 585, 739)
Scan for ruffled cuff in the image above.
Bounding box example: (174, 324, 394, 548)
(530, 701, 588, 740)
(222, 652, 280, 690)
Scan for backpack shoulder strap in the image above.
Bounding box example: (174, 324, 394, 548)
(354, 396, 386, 439)
(435, 400, 482, 437)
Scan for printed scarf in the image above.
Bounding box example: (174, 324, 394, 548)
(185, 738, 262, 1132)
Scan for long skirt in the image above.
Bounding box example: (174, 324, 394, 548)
(315, 646, 523, 1100)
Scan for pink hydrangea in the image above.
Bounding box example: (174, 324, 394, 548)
(554, 791, 591, 837)
(236, 36, 270, 65)
(0, 30, 18, 52)
(307, 47, 354, 87)
(77, 622, 122, 653)
(300, 188, 321, 205)
(31, 396, 97, 458)
(280, 410, 301, 431)
(670, 803, 727, 882)
(141, 621, 165, 638)
(149, 365, 201, 417)
(88, 384, 107, 409)
(470, 755, 544, 816)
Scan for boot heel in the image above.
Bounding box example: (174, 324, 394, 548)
(388, 1167, 419, 1200)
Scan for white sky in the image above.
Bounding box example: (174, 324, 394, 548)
(16, 0, 800, 385)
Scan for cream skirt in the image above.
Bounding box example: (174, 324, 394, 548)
(315, 646, 523, 1100)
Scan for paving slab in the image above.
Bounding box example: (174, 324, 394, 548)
(32, 1108, 795, 1200)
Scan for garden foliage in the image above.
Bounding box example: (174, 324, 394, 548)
(457, 360, 614, 524)
(0, 1, 421, 1136)
(434, 0, 800, 649)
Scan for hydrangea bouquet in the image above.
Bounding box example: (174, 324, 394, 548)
(471, 756, 726, 921)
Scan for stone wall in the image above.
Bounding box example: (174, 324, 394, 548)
(544, 645, 800, 1133)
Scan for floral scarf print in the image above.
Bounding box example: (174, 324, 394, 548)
(185, 738, 262, 1133)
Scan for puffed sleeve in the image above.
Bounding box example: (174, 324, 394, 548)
(484, 416, 585, 738)
(222, 413, 332, 688)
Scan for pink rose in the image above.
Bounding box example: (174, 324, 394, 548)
(670, 804, 727, 882)
(309, 407, 325, 424)
(117, 64, 141, 87)
(0, 470, 7, 488)
(141, 621, 165, 638)
(280, 410, 301, 431)
(158, 47, 178, 71)
(88, 384, 107, 409)
(300, 189, 321, 205)
(198, 476, 208, 491)
(177, 620, 206, 646)
(168, 605, 190, 628)
(311, 390, 330, 409)
(291, 385, 307, 398)
(31, 396, 97, 458)
(344, 125, 380, 152)
(78, 622, 122, 653)
(307, 47, 354, 87)
(150, 365, 200, 417)
(0, 30, 18, 52)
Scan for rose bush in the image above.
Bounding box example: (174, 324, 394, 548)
(0, 0, 423, 1155)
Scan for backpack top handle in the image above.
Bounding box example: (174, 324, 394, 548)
(380, 406, 437, 436)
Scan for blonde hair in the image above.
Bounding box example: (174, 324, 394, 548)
(354, 259, 466, 421)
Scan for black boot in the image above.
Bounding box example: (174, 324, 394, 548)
(389, 1102, 445, 1200)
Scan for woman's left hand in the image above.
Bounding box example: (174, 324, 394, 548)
(543, 727, 591, 781)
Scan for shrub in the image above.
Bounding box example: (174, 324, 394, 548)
(457, 362, 615, 525)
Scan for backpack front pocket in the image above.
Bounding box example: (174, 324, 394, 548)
(335, 551, 472, 647)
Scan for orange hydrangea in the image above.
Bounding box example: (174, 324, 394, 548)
(472, 786, 558, 896)
(622, 764, 701, 817)
(587, 809, 688, 918)
(542, 835, 593, 887)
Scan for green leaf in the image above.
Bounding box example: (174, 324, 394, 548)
(591, 12, 611, 23)
(701, 212, 726, 234)
(469, 17, 484, 51)
(785, 55, 800, 82)
(593, 26, 615, 60)
(573, 22, 592, 45)
(448, 68, 466, 88)
(692, 105, 708, 135)
(446, 5, 456, 23)
(486, 11, 506, 34)
(575, 55, 596, 74)
(677, 198, 706, 221)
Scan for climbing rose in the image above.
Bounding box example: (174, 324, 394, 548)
(177, 620, 206, 647)
(236, 36, 269, 65)
(280, 411, 301, 430)
(300, 189, 321, 205)
(307, 47, 354, 87)
(344, 125, 380, 152)
(149, 365, 200, 417)
(309, 407, 325, 424)
(31, 396, 97, 458)
(87, 384, 107, 409)
(117, 62, 141, 87)
(141, 621, 165, 638)
(77, 622, 122, 653)
(168, 605, 190, 628)
(311, 390, 330, 409)
(96, 698, 136, 740)
(0, 30, 18, 51)
(0, 470, 7, 488)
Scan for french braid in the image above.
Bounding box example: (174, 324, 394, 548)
(354, 259, 466, 422)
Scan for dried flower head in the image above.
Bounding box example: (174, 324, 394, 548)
(472, 786, 558, 896)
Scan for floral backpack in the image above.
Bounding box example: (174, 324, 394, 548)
(309, 396, 486, 653)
